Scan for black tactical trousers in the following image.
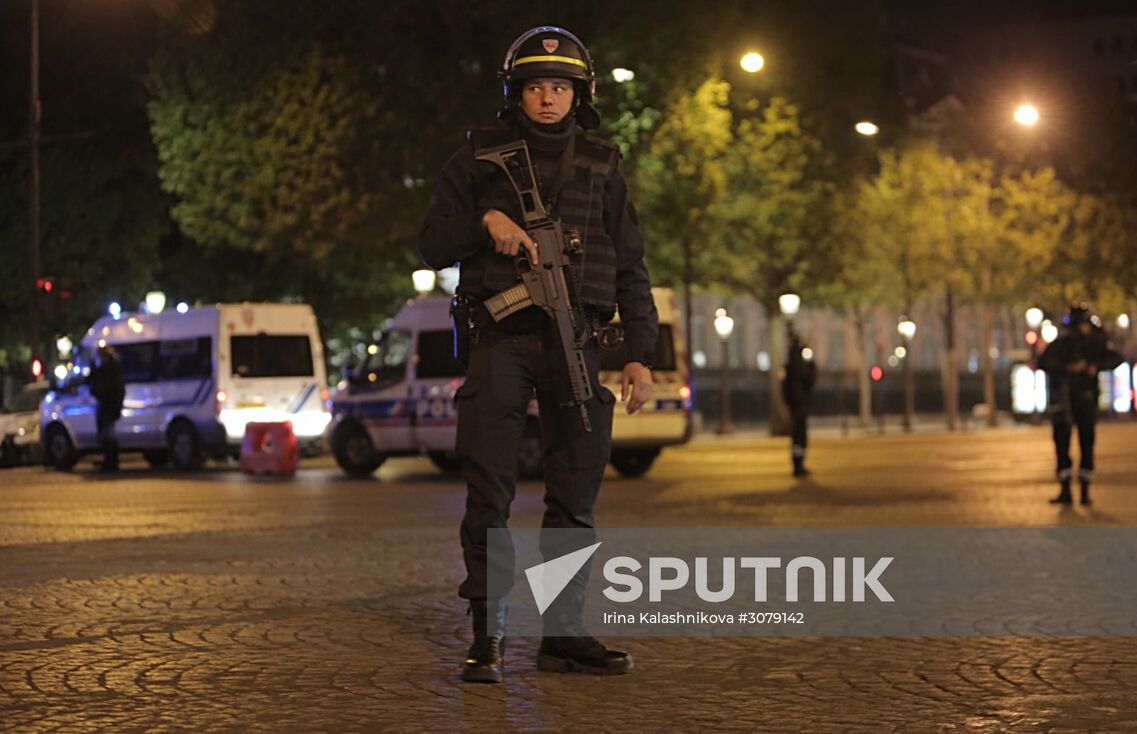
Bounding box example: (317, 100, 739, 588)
(96, 408, 120, 471)
(1052, 399, 1097, 482)
(456, 326, 614, 602)
(790, 410, 808, 458)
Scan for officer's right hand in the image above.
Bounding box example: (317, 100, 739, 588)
(482, 209, 538, 265)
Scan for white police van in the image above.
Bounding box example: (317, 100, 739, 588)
(328, 287, 691, 478)
(42, 303, 330, 470)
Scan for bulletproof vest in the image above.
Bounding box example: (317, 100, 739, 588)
(463, 126, 619, 315)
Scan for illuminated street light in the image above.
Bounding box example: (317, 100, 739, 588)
(897, 317, 917, 432)
(144, 290, 167, 315)
(612, 68, 635, 83)
(1119, 313, 1131, 330)
(854, 121, 880, 137)
(1041, 320, 1059, 344)
(1025, 307, 1044, 330)
(176, 302, 190, 314)
(108, 302, 122, 320)
(778, 293, 801, 317)
(412, 269, 436, 296)
(1014, 103, 1040, 127)
(740, 52, 765, 73)
(437, 267, 460, 296)
(713, 308, 735, 435)
(713, 308, 735, 340)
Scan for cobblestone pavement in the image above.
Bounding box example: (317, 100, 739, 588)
(2, 421, 1137, 732)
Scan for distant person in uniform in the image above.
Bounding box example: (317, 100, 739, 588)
(88, 344, 125, 473)
(1038, 303, 1122, 505)
(782, 332, 817, 477)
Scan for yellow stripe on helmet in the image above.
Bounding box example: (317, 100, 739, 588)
(514, 55, 588, 68)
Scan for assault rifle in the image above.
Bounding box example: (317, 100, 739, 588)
(474, 140, 594, 432)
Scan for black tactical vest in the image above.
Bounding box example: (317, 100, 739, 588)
(462, 126, 620, 317)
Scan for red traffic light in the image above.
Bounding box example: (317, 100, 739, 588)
(870, 365, 884, 382)
(36, 278, 54, 293)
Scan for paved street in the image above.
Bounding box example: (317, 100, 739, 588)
(2, 420, 1137, 732)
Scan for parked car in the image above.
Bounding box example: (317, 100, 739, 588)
(1, 380, 49, 466)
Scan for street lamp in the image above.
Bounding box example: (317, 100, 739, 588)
(740, 52, 765, 73)
(713, 308, 735, 435)
(412, 269, 436, 297)
(778, 292, 801, 319)
(1014, 103, 1040, 127)
(854, 121, 880, 137)
(1119, 313, 1131, 330)
(1025, 307, 1044, 369)
(144, 291, 167, 315)
(612, 68, 635, 83)
(1040, 320, 1058, 344)
(27, 0, 43, 370)
(897, 316, 917, 432)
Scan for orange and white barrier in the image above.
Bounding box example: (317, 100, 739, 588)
(240, 421, 299, 476)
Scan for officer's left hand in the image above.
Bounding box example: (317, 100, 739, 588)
(621, 362, 653, 415)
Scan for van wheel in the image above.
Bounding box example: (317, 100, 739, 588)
(428, 451, 462, 474)
(142, 449, 169, 469)
(45, 425, 78, 471)
(610, 448, 660, 478)
(517, 419, 544, 480)
(333, 422, 385, 477)
(168, 421, 203, 471)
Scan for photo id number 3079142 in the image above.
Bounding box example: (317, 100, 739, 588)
(738, 611, 806, 625)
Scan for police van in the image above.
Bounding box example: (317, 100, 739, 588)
(328, 287, 691, 478)
(42, 303, 330, 470)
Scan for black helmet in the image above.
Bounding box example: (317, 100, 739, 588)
(499, 26, 600, 129)
(1063, 302, 1092, 326)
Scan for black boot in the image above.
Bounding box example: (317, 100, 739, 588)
(1049, 478, 1072, 504)
(792, 456, 810, 477)
(462, 601, 505, 683)
(537, 635, 634, 675)
(1080, 481, 1092, 506)
(537, 587, 633, 675)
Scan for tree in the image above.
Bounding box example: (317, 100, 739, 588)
(853, 143, 950, 430)
(710, 96, 835, 433)
(633, 76, 734, 372)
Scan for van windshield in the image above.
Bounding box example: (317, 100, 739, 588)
(599, 324, 676, 372)
(231, 334, 314, 378)
(5, 386, 47, 413)
(358, 330, 411, 384)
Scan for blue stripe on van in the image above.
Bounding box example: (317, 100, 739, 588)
(332, 397, 409, 422)
(162, 379, 213, 408)
(289, 383, 317, 413)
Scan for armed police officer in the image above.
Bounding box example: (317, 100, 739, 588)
(418, 26, 657, 684)
(1037, 303, 1122, 505)
(89, 343, 125, 473)
(782, 332, 817, 478)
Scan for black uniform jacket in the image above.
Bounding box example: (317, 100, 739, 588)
(417, 133, 658, 368)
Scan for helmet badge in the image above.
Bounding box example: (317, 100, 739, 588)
(542, 39, 559, 53)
